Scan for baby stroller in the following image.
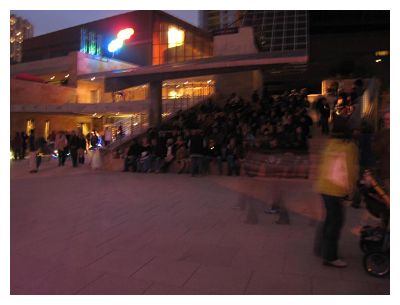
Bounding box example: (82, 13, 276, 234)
(359, 170, 390, 277)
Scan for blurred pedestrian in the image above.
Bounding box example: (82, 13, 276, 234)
(314, 117, 359, 267)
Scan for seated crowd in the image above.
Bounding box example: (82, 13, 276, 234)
(123, 89, 313, 176)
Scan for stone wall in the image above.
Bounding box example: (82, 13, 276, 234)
(11, 79, 77, 105)
(213, 27, 258, 56)
(213, 27, 262, 100)
(76, 52, 138, 76)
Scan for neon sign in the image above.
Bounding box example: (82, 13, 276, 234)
(108, 28, 134, 53)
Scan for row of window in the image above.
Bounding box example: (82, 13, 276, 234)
(153, 22, 212, 65)
(261, 44, 307, 51)
(251, 23, 308, 31)
(259, 36, 307, 43)
(255, 29, 308, 36)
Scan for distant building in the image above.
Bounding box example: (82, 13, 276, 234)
(199, 11, 243, 34)
(200, 10, 308, 53)
(10, 14, 33, 63)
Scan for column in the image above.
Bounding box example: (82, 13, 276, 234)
(148, 80, 162, 128)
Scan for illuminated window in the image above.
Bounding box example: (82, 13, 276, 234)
(44, 121, 50, 140)
(26, 119, 34, 135)
(168, 26, 185, 48)
(375, 50, 389, 57)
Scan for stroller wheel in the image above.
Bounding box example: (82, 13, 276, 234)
(363, 252, 390, 277)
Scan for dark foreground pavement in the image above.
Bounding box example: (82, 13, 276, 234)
(10, 158, 389, 295)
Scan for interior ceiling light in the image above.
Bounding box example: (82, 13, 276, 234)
(90, 77, 96, 81)
(50, 76, 55, 80)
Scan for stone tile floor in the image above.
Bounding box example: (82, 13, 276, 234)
(10, 158, 389, 295)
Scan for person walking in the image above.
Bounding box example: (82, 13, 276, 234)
(314, 118, 359, 267)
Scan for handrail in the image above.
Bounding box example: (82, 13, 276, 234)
(106, 95, 211, 151)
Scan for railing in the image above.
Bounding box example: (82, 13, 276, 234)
(162, 96, 205, 118)
(106, 95, 208, 150)
(106, 113, 148, 150)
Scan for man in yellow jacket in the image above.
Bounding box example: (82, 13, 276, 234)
(315, 122, 359, 268)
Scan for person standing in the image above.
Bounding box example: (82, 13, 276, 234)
(77, 130, 87, 165)
(34, 136, 47, 172)
(104, 127, 112, 146)
(123, 139, 142, 172)
(21, 131, 28, 160)
(12, 132, 22, 160)
(225, 137, 244, 176)
(55, 131, 68, 166)
(28, 129, 38, 173)
(314, 119, 359, 267)
(89, 130, 99, 150)
(69, 130, 80, 168)
(320, 98, 330, 135)
(372, 110, 390, 192)
(188, 129, 204, 177)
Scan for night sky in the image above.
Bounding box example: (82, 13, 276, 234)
(10, 10, 200, 37)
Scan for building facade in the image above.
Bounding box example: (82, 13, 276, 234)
(10, 14, 33, 63)
(10, 10, 389, 142)
(11, 11, 215, 140)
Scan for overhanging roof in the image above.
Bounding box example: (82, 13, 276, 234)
(78, 50, 308, 92)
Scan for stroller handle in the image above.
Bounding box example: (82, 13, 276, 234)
(363, 170, 390, 207)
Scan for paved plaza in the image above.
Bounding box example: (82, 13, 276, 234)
(10, 158, 389, 295)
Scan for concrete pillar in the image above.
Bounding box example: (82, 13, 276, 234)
(148, 80, 162, 128)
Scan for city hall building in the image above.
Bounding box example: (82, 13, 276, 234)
(10, 10, 389, 142)
(10, 11, 217, 139)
